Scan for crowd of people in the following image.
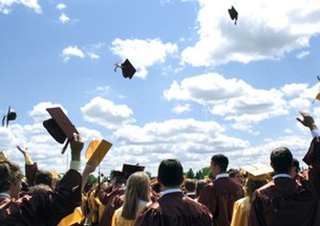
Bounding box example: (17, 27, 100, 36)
(0, 111, 320, 226)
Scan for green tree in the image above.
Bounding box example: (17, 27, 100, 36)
(87, 174, 97, 185)
(186, 168, 195, 179)
(201, 167, 213, 179)
(195, 170, 204, 179)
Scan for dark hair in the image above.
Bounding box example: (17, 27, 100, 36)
(184, 179, 196, 192)
(228, 169, 240, 178)
(195, 180, 208, 198)
(158, 159, 183, 187)
(270, 147, 293, 174)
(35, 171, 53, 187)
(29, 184, 52, 195)
(211, 154, 229, 172)
(0, 161, 24, 193)
(292, 158, 300, 173)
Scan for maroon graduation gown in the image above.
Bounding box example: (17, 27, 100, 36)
(249, 137, 320, 226)
(99, 188, 125, 226)
(134, 192, 213, 226)
(0, 169, 82, 226)
(198, 177, 244, 226)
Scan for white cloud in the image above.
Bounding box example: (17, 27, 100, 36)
(110, 38, 178, 79)
(172, 104, 191, 114)
(56, 3, 66, 10)
(88, 52, 100, 60)
(59, 13, 70, 24)
(81, 97, 135, 129)
(181, 0, 320, 67)
(61, 46, 85, 62)
(29, 102, 67, 123)
(0, 0, 41, 14)
(296, 51, 310, 59)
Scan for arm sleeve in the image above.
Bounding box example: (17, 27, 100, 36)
(248, 193, 267, 226)
(197, 185, 216, 216)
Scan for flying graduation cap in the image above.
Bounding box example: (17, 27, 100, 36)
(313, 76, 320, 104)
(43, 107, 78, 154)
(2, 106, 17, 127)
(228, 6, 238, 25)
(114, 59, 137, 79)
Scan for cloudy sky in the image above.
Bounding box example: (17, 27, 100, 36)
(1, 0, 320, 176)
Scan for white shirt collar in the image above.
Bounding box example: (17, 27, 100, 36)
(161, 188, 182, 197)
(215, 173, 229, 181)
(273, 174, 291, 179)
(0, 193, 11, 199)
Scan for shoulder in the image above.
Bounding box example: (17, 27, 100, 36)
(254, 181, 275, 200)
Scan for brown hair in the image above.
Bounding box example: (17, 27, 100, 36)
(184, 179, 196, 192)
(243, 178, 268, 201)
(0, 161, 24, 193)
(121, 172, 150, 220)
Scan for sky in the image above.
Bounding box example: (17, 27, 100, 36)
(1, 0, 320, 176)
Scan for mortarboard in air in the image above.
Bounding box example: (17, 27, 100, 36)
(2, 106, 17, 128)
(241, 163, 273, 182)
(85, 139, 113, 168)
(43, 107, 78, 154)
(228, 6, 238, 25)
(114, 59, 137, 79)
(313, 76, 320, 104)
(122, 164, 145, 179)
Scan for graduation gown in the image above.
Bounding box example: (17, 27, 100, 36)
(230, 197, 250, 226)
(198, 177, 244, 226)
(134, 192, 213, 226)
(99, 188, 125, 226)
(0, 169, 82, 226)
(249, 137, 320, 226)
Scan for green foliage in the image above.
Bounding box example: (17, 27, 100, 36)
(87, 174, 97, 185)
(186, 168, 195, 179)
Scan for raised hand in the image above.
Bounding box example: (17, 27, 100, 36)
(296, 111, 318, 130)
(71, 133, 84, 161)
(17, 145, 28, 156)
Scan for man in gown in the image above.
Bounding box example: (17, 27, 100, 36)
(198, 154, 244, 226)
(249, 112, 320, 226)
(135, 159, 213, 226)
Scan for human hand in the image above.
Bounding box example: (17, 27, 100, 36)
(17, 146, 28, 156)
(71, 133, 84, 161)
(296, 111, 318, 130)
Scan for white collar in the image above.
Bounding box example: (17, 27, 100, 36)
(215, 173, 229, 181)
(0, 193, 11, 199)
(138, 199, 147, 206)
(186, 192, 196, 196)
(273, 174, 291, 179)
(161, 188, 181, 197)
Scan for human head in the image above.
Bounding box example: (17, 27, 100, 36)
(158, 159, 183, 188)
(35, 170, 54, 188)
(290, 158, 300, 178)
(211, 154, 229, 177)
(270, 147, 293, 174)
(184, 179, 196, 193)
(0, 161, 24, 199)
(195, 180, 208, 199)
(228, 169, 242, 185)
(243, 178, 268, 201)
(121, 172, 150, 220)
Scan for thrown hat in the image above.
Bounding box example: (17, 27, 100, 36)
(228, 6, 238, 25)
(2, 106, 17, 127)
(114, 59, 136, 79)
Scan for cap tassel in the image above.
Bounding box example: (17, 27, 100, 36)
(114, 63, 123, 72)
(61, 140, 70, 154)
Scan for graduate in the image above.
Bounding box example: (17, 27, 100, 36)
(249, 112, 320, 226)
(135, 159, 213, 226)
(198, 154, 244, 226)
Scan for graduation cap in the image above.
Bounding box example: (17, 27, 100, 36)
(241, 163, 273, 182)
(0, 151, 8, 162)
(114, 59, 136, 79)
(228, 6, 238, 25)
(2, 106, 17, 127)
(122, 163, 145, 179)
(43, 107, 78, 154)
(85, 139, 113, 168)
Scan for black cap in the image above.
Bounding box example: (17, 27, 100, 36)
(115, 59, 136, 79)
(43, 107, 78, 154)
(228, 6, 238, 25)
(2, 106, 17, 127)
(122, 164, 145, 179)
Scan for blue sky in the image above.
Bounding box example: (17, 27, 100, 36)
(1, 0, 320, 175)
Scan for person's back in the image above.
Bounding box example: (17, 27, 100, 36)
(135, 159, 212, 226)
(198, 154, 243, 226)
(249, 112, 320, 226)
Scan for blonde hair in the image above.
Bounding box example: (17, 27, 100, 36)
(121, 172, 150, 220)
